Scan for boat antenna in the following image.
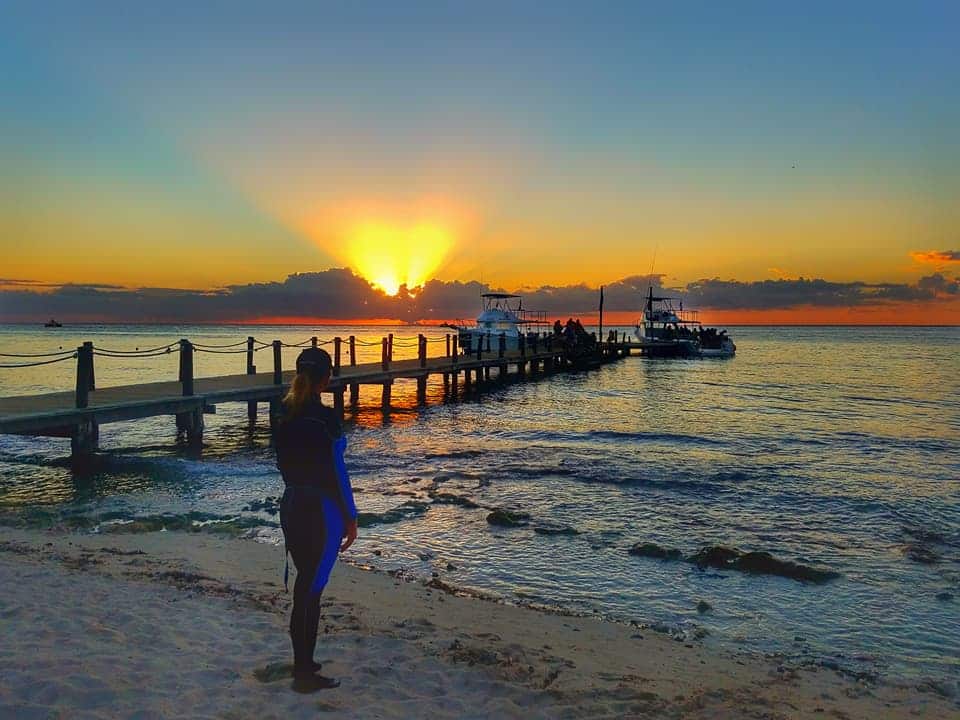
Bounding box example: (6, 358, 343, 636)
(649, 243, 658, 284)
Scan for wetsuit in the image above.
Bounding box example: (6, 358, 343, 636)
(273, 400, 357, 673)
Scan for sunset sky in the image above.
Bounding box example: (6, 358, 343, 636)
(2, 2, 958, 323)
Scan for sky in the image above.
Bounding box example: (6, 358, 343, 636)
(1, 1, 958, 323)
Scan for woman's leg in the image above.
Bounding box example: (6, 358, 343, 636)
(288, 544, 323, 672)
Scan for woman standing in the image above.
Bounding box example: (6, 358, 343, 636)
(273, 347, 358, 693)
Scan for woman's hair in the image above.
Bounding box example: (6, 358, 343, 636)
(282, 348, 332, 417)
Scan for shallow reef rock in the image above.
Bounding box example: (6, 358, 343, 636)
(903, 543, 941, 564)
(689, 546, 741, 568)
(628, 542, 683, 560)
(486, 509, 531, 527)
(629, 542, 840, 584)
(731, 551, 840, 583)
(427, 491, 482, 509)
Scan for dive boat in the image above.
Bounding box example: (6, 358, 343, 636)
(634, 287, 735, 358)
(456, 293, 547, 353)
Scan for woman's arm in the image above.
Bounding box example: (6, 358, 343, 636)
(333, 434, 359, 551)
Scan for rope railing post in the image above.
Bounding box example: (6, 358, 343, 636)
(179, 339, 194, 396)
(388, 333, 394, 362)
(311, 336, 318, 349)
(83, 341, 95, 390)
(452, 335, 459, 364)
(381, 337, 389, 372)
(246, 337, 256, 374)
(246, 336, 257, 422)
(333, 337, 341, 377)
(272, 340, 282, 385)
(349, 336, 356, 366)
(75, 344, 93, 408)
(418, 334, 426, 368)
(445, 334, 451, 358)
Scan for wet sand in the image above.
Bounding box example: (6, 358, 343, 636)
(0, 526, 952, 719)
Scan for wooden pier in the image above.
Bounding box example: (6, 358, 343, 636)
(0, 333, 632, 465)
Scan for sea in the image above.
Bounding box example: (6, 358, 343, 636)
(1, 324, 957, 690)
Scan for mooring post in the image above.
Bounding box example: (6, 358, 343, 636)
(246, 337, 256, 374)
(445, 334, 451, 357)
(333, 337, 342, 377)
(272, 340, 282, 385)
(388, 333, 394, 361)
(176, 339, 202, 446)
(180, 339, 194, 396)
(75, 344, 92, 409)
(246, 336, 257, 421)
(381, 337, 389, 371)
(452, 336, 459, 364)
(311, 336, 318, 349)
(418, 334, 427, 368)
(348, 335, 358, 405)
(71, 343, 99, 463)
(81, 341, 95, 390)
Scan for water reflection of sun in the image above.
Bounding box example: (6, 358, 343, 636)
(346, 222, 453, 295)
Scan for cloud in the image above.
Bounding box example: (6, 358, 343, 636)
(0, 269, 956, 323)
(910, 250, 960, 264)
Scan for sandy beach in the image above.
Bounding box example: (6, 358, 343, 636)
(0, 526, 953, 720)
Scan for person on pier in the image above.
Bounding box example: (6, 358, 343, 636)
(272, 347, 358, 693)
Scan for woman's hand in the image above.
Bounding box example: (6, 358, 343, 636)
(340, 519, 358, 552)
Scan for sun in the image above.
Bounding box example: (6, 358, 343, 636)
(346, 221, 453, 295)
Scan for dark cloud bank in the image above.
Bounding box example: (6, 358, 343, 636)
(0, 269, 957, 323)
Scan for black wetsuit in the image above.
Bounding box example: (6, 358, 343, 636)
(273, 400, 357, 673)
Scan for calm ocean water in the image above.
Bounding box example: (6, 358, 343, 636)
(1, 324, 958, 686)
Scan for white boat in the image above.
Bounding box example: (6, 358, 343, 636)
(634, 287, 735, 358)
(698, 329, 736, 358)
(456, 293, 547, 353)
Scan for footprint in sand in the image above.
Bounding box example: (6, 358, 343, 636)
(253, 662, 295, 683)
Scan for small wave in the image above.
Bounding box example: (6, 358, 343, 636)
(424, 449, 487, 460)
(586, 430, 725, 446)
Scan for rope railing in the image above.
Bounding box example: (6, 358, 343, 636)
(0, 331, 481, 375)
(92, 341, 180, 355)
(193, 345, 266, 355)
(0, 353, 78, 369)
(0, 348, 75, 358)
(191, 339, 249, 349)
(93, 347, 180, 359)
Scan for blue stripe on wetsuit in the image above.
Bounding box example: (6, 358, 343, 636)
(309, 435, 357, 595)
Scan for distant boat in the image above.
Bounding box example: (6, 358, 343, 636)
(44, 318, 62, 328)
(633, 287, 735, 358)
